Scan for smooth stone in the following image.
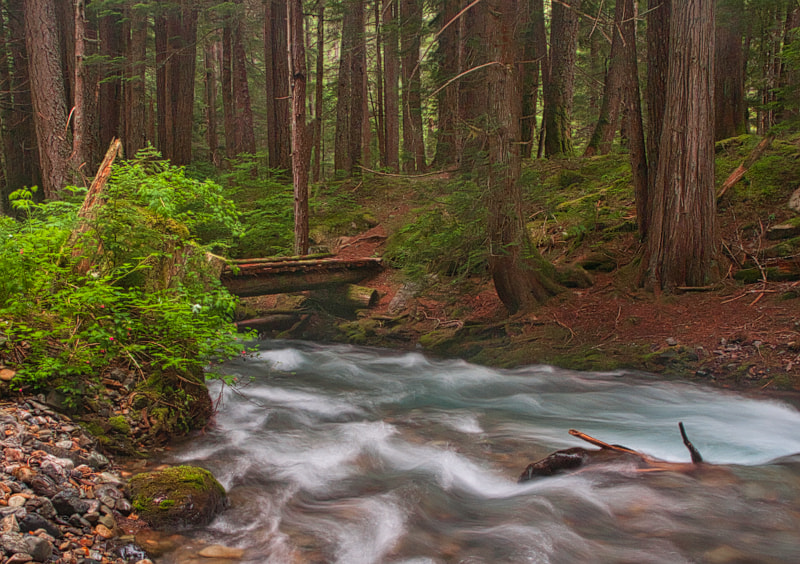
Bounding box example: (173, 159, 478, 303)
(789, 186, 800, 213)
(0, 368, 15, 381)
(197, 544, 245, 559)
(0, 531, 30, 554)
(94, 524, 114, 539)
(7, 495, 27, 508)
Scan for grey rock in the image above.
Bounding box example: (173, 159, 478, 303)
(1, 532, 29, 555)
(51, 490, 89, 516)
(24, 536, 52, 562)
(97, 513, 116, 530)
(86, 452, 109, 470)
(6, 553, 34, 563)
(18, 514, 61, 539)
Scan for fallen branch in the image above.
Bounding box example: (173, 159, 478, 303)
(717, 135, 774, 200)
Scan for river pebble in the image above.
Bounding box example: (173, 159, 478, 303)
(0, 400, 146, 563)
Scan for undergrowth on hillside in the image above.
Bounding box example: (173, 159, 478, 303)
(0, 151, 247, 410)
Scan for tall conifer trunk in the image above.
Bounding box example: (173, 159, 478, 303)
(543, 0, 581, 157)
(24, 0, 70, 199)
(644, 0, 718, 291)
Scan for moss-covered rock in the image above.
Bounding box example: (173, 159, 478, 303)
(129, 465, 227, 530)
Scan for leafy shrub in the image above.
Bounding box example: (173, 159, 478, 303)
(0, 151, 248, 404)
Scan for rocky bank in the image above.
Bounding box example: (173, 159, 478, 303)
(0, 398, 150, 564)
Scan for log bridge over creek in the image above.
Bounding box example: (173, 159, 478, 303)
(218, 254, 385, 334)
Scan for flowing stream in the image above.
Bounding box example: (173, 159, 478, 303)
(153, 341, 800, 563)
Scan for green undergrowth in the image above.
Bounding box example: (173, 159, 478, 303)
(0, 149, 248, 426)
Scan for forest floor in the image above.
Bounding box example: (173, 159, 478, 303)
(244, 138, 800, 398)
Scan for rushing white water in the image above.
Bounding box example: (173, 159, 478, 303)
(154, 341, 800, 563)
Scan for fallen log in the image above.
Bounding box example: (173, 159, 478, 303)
(220, 257, 383, 297)
(519, 423, 704, 482)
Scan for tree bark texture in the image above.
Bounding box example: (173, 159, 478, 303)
(334, 0, 365, 175)
(124, 3, 148, 158)
(645, 0, 718, 291)
(290, 0, 310, 255)
(519, 0, 538, 160)
(478, 0, 560, 313)
(265, 0, 291, 171)
(646, 0, 671, 195)
(312, 2, 324, 181)
(543, 0, 581, 157)
(432, 0, 462, 168)
(232, 0, 256, 156)
(400, 0, 425, 172)
(584, 0, 628, 157)
(24, 0, 71, 199)
(204, 41, 220, 167)
(618, 0, 648, 237)
(715, 0, 746, 140)
(155, 1, 197, 166)
(0, 0, 40, 201)
(98, 10, 122, 158)
(382, 0, 400, 171)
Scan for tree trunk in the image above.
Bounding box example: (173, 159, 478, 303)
(432, 0, 462, 168)
(334, 0, 365, 176)
(646, 0, 671, 195)
(715, 0, 746, 140)
(124, 2, 147, 158)
(374, 0, 385, 167)
(400, 0, 424, 172)
(543, 0, 581, 157)
(519, 0, 538, 160)
(0, 0, 40, 204)
(221, 22, 235, 159)
(98, 10, 122, 158)
(619, 0, 648, 237)
(24, 0, 70, 199)
(155, 1, 197, 166)
(584, 0, 628, 157)
(382, 0, 400, 171)
(312, 2, 324, 181)
(290, 0, 310, 255)
(204, 41, 220, 167)
(644, 0, 718, 291)
(466, 0, 560, 313)
(334, 7, 354, 174)
(232, 0, 256, 156)
(350, 0, 366, 172)
(265, 0, 291, 171)
(532, 0, 549, 158)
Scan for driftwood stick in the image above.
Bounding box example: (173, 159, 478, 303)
(569, 429, 666, 466)
(568, 429, 640, 456)
(678, 422, 703, 463)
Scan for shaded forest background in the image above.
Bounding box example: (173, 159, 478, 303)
(1, 0, 799, 308)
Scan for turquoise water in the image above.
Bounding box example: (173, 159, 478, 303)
(157, 341, 800, 563)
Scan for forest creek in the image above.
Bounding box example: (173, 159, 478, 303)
(1, 138, 800, 563)
(2, 0, 800, 560)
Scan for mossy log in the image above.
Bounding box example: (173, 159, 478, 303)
(220, 257, 383, 297)
(734, 264, 800, 283)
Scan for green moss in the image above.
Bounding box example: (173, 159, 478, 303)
(108, 415, 130, 434)
(128, 465, 227, 530)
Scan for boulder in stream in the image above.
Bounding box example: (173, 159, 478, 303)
(128, 465, 228, 530)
